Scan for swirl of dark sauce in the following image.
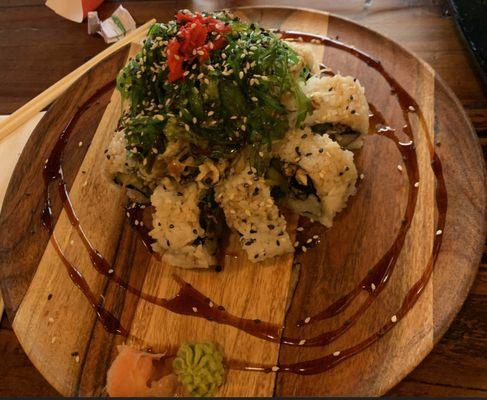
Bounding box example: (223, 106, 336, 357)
(42, 31, 446, 374)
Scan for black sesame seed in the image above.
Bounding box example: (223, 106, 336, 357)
(166, 240, 171, 247)
(351, 110, 356, 114)
(218, 305, 225, 311)
(169, 224, 174, 229)
(254, 254, 259, 259)
(254, 319, 261, 324)
(305, 152, 312, 157)
(253, 187, 260, 196)
(193, 229, 198, 234)
(71, 351, 79, 357)
(319, 148, 324, 153)
(278, 231, 284, 236)
(47, 293, 53, 300)
(267, 224, 275, 230)
(250, 229, 257, 234)
(177, 192, 183, 196)
(295, 146, 301, 156)
(276, 240, 280, 246)
(301, 134, 308, 139)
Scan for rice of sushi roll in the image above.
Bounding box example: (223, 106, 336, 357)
(150, 178, 223, 269)
(271, 127, 357, 227)
(302, 75, 369, 149)
(215, 165, 294, 262)
(104, 130, 153, 200)
(286, 41, 320, 74)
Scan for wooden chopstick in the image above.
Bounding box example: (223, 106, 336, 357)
(0, 19, 156, 143)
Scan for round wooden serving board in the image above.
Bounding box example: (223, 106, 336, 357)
(0, 7, 485, 397)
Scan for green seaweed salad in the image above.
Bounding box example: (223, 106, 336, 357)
(116, 10, 311, 174)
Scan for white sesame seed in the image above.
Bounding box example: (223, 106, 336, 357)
(436, 229, 443, 235)
(414, 181, 420, 188)
(184, 124, 190, 131)
(360, 173, 365, 180)
(297, 227, 304, 231)
(209, 301, 214, 308)
(333, 351, 341, 357)
(78, 141, 83, 147)
(371, 283, 376, 291)
(397, 165, 403, 172)
(230, 115, 238, 120)
(192, 307, 198, 313)
(258, 151, 264, 157)
(251, 96, 258, 102)
(301, 246, 307, 253)
(239, 71, 244, 79)
(108, 269, 114, 274)
(298, 339, 306, 346)
(312, 235, 319, 240)
(304, 317, 311, 324)
(51, 336, 57, 344)
(208, 111, 214, 116)
(241, 125, 246, 131)
(271, 366, 279, 372)
(75, 355, 80, 363)
(294, 241, 299, 247)
(408, 105, 415, 112)
(134, 220, 139, 226)
(391, 315, 398, 323)
(306, 238, 312, 244)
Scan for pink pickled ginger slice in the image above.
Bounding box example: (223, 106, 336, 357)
(106, 345, 177, 397)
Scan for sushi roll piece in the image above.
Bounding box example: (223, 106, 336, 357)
(215, 165, 293, 262)
(150, 177, 223, 268)
(286, 41, 320, 74)
(104, 130, 152, 200)
(302, 75, 369, 149)
(272, 127, 357, 227)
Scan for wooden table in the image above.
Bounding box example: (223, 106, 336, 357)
(0, 0, 485, 396)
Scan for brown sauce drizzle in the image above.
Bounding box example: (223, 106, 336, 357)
(41, 30, 447, 375)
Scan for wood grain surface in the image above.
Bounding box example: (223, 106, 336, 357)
(0, 0, 486, 397)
